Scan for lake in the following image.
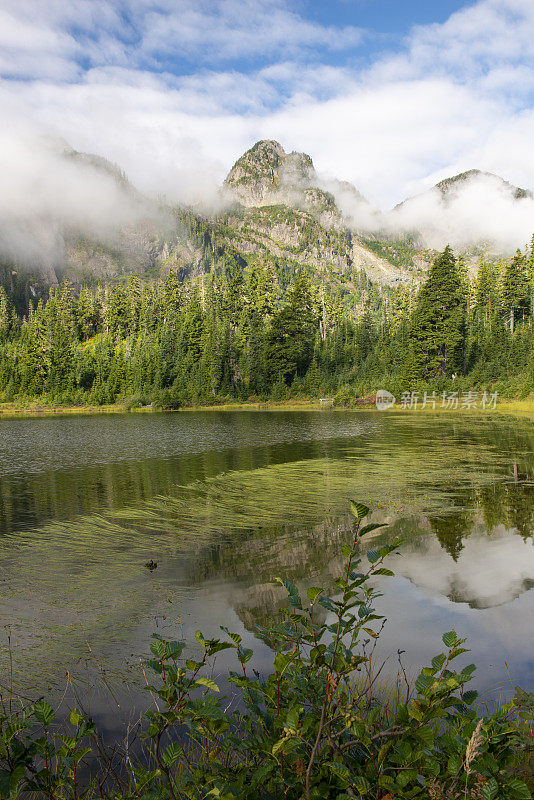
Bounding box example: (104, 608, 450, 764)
(1, 409, 534, 738)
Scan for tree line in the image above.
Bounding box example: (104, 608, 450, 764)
(1, 239, 534, 407)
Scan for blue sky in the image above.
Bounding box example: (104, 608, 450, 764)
(1, 0, 534, 211)
(306, 0, 471, 58)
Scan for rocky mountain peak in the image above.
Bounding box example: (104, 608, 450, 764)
(434, 169, 532, 201)
(224, 139, 316, 206)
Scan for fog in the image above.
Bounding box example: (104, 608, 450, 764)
(0, 125, 159, 269)
(2, 123, 534, 274)
(325, 170, 534, 253)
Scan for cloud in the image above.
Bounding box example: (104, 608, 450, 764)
(139, 0, 365, 65)
(0, 0, 365, 81)
(0, 121, 156, 267)
(387, 523, 534, 609)
(2, 0, 534, 255)
(388, 172, 534, 251)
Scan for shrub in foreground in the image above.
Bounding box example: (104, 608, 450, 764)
(1, 503, 532, 799)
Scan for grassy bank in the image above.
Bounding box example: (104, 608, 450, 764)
(2, 396, 534, 419)
(0, 402, 159, 419)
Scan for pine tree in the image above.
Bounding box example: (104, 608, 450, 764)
(502, 250, 530, 334)
(410, 245, 467, 379)
(265, 272, 315, 383)
(0, 286, 14, 341)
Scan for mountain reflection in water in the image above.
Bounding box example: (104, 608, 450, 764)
(0, 410, 533, 728)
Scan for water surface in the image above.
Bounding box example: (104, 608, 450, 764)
(1, 410, 533, 733)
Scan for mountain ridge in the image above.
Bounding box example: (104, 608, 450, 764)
(1, 137, 531, 303)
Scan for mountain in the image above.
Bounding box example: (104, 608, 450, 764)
(434, 169, 532, 202)
(0, 138, 416, 304)
(220, 139, 410, 286)
(223, 139, 316, 207)
(2, 137, 531, 304)
(396, 169, 532, 211)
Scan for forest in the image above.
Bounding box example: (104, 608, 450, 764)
(1, 240, 534, 408)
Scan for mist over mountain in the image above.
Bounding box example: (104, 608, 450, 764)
(390, 169, 534, 252)
(1, 133, 533, 296)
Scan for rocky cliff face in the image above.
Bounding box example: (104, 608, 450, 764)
(6, 137, 525, 297)
(220, 140, 415, 285)
(0, 138, 413, 294)
(224, 139, 316, 207)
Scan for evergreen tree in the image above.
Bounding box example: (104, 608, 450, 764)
(410, 246, 467, 379)
(265, 272, 315, 384)
(0, 286, 14, 341)
(502, 250, 530, 334)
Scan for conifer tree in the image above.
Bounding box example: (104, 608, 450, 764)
(265, 272, 315, 383)
(410, 245, 467, 379)
(502, 250, 530, 334)
(0, 286, 14, 341)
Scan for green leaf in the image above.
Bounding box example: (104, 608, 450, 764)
(447, 754, 462, 775)
(442, 631, 458, 648)
(251, 763, 274, 786)
(150, 640, 166, 659)
(195, 678, 219, 692)
(220, 626, 242, 645)
(350, 501, 369, 519)
(69, 709, 82, 727)
(238, 647, 253, 663)
(165, 641, 185, 659)
(319, 596, 339, 612)
(408, 701, 424, 722)
(396, 768, 417, 789)
(353, 775, 371, 793)
(272, 738, 286, 756)
(286, 709, 299, 730)
(209, 642, 234, 655)
(274, 652, 292, 674)
(276, 578, 302, 609)
(358, 522, 386, 536)
(366, 549, 381, 563)
(33, 701, 54, 725)
(463, 690, 478, 705)
(377, 741, 392, 765)
(416, 725, 435, 747)
(506, 778, 531, 799)
(306, 586, 323, 603)
(328, 762, 350, 784)
(431, 653, 446, 671)
(161, 742, 182, 767)
(461, 663, 477, 678)
(415, 672, 434, 695)
(481, 778, 499, 800)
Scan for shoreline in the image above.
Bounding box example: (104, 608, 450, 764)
(1, 397, 534, 419)
(0, 403, 158, 419)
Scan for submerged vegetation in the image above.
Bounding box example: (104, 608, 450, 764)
(1, 503, 533, 799)
(2, 239, 534, 407)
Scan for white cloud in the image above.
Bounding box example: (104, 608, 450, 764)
(0, 121, 157, 266)
(387, 524, 534, 609)
(2, 0, 534, 253)
(139, 0, 365, 63)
